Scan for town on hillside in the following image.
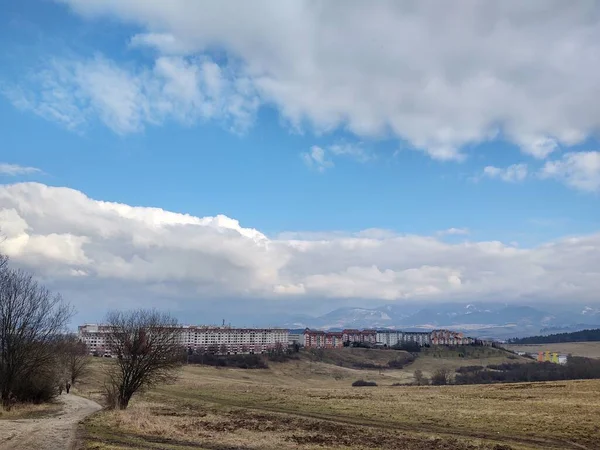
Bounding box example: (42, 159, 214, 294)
(79, 324, 488, 357)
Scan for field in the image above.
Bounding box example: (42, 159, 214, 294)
(504, 342, 600, 359)
(78, 347, 600, 450)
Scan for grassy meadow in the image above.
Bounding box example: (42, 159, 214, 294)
(78, 347, 600, 450)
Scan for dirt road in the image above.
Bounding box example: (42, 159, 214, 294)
(0, 394, 101, 450)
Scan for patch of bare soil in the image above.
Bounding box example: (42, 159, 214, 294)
(0, 394, 101, 450)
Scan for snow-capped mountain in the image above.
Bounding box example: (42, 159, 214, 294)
(283, 302, 600, 339)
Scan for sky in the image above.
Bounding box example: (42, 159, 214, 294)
(0, 0, 599, 325)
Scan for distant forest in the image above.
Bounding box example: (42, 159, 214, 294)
(509, 328, 600, 344)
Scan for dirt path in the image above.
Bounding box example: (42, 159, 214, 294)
(0, 394, 101, 450)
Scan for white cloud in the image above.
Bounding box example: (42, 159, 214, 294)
(328, 142, 372, 163)
(1, 183, 599, 313)
(41, 0, 600, 160)
(301, 142, 372, 171)
(516, 136, 559, 159)
(0, 163, 41, 176)
(482, 164, 528, 183)
(6, 55, 259, 135)
(540, 151, 600, 192)
(301, 146, 333, 172)
(438, 228, 470, 236)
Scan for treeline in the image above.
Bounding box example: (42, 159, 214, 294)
(0, 254, 89, 407)
(186, 342, 300, 369)
(351, 356, 414, 370)
(454, 357, 600, 384)
(509, 328, 600, 344)
(187, 353, 269, 369)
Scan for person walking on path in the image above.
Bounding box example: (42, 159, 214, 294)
(65, 381, 71, 394)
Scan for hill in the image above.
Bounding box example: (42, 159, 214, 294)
(509, 328, 600, 344)
(78, 349, 599, 450)
(504, 342, 600, 359)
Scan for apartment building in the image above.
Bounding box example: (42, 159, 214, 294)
(376, 330, 405, 347)
(342, 329, 377, 345)
(303, 329, 344, 348)
(78, 324, 289, 356)
(78, 324, 112, 356)
(180, 326, 289, 354)
(430, 329, 473, 345)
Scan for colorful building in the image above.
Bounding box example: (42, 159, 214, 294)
(303, 329, 344, 348)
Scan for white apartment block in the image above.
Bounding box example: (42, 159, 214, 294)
(78, 324, 289, 356)
(78, 324, 112, 356)
(376, 330, 431, 347)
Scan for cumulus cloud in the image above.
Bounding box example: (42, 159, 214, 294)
(1, 183, 599, 314)
(7, 1, 599, 160)
(539, 151, 600, 192)
(482, 164, 528, 183)
(0, 163, 41, 176)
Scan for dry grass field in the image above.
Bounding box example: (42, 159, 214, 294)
(504, 342, 600, 359)
(0, 402, 61, 420)
(78, 348, 600, 450)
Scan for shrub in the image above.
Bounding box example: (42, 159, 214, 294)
(413, 369, 430, 386)
(188, 353, 268, 369)
(392, 342, 421, 353)
(352, 379, 377, 387)
(11, 370, 61, 404)
(103, 382, 119, 410)
(454, 357, 600, 385)
(455, 365, 484, 374)
(431, 368, 452, 385)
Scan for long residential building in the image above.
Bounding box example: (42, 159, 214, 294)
(376, 330, 431, 347)
(78, 324, 289, 356)
(303, 328, 476, 349)
(303, 329, 344, 348)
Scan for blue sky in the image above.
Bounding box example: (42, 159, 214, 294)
(1, 1, 599, 324)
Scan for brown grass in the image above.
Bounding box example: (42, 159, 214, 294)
(504, 342, 600, 359)
(80, 348, 600, 450)
(0, 402, 61, 420)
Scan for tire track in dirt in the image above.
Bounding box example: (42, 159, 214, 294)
(0, 394, 101, 450)
(162, 389, 590, 450)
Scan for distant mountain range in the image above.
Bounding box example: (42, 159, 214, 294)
(280, 303, 600, 339)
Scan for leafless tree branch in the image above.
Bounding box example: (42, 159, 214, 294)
(0, 254, 73, 407)
(103, 309, 185, 409)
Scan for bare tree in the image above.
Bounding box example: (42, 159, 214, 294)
(0, 258, 72, 408)
(413, 369, 429, 386)
(104, 309, 185, 409)
(431, 367, 452, 386)
(59, 334, 90, 385)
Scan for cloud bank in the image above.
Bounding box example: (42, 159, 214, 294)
(1, 183, 599, 314)
(8, 1, 600, 161)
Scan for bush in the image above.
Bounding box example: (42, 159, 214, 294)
(454, 357, 600, 385)
(352, 379, 377, 387)
(431, 368, 452, 385)
(188, 353, 268, 369)
(11, 370, 61, 404)
(413, 369, 430, 386)
(455, 365, 484, 374)
(388, 356, 414, 369)
(392, 342, 421, 353)
(103, 382, 119, 410)
(487, 362, 522, 371)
